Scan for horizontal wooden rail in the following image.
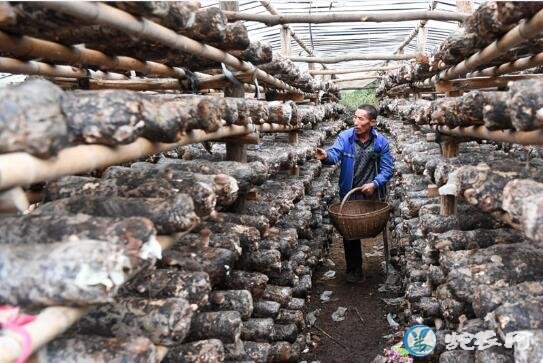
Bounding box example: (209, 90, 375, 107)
(434, 74, 543, 93)
(37, 2, 305, 95)
(0, 125, 255, 190)
(309, 65, 399, 75)
(434, 126, 543, 146)
(0, 31, 188, 79)
(0, 56, 127, 80)
(0, 306, 90, 363)
(53, 72, 262, 93)
(290, 53, 419, 63)
(255, 124, 300, 133)
(333, 75, 381, 83)
(466, 51, 543, 78)
(222, 10, 468, 25)
(339, 86, 378, 91)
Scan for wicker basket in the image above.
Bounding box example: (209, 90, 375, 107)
(328, 186, 390, 240)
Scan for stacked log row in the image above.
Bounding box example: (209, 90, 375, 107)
(0, 80, 317, 157)
(1, 103, 347, 362)
(0, 2, 338, 95)
(155, 115, 344, 362)
(432, 2, 543, 69)
(378, 116, 543, 362)
(380, 79, 543, 131)
(376, 2, 543, 96)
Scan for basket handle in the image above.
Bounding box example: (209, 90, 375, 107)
(339, 186, 365, 213)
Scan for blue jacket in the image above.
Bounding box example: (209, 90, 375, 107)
(322, 127, 394, 199)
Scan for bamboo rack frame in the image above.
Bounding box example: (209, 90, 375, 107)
(53, 72, 262, 93)
(419, 9, 543, 86)
(0, 31, 188, 79)
(466, 51, 543, 78)
(36, 2, 306, 95)
(0, 122, 306, 190)
(434, 74, 543, 93)
(333, 75, 381, 83)
(290, 53, 419, 63)
(0, 306, 90, 363)
(0, 56, 128, 80)
(309, 65, 399, 75)
(0, 125, 255, 190)
(222, 10, 468, 25)
(433, 126, 543, 146)
(338, 86, 377, 91)
(390, 73, 543, 96)
(254, 124, 300, 133)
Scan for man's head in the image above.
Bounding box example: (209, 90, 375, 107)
(353, 104, 378, 136)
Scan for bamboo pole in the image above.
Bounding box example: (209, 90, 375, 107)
(309, 65, 399, 75)
(435, 74, 543, 93)
(419, 8, 543, 86)
(0, 56, 128, 80)
(339, 86, 378, 91)
(37, 2, 305, 95)
(222, 10, 468, 25)
(466, 51, 543, 78)
(0, 306, 90, 363)
(0, 125, 255, 190)
(290, 53, 419, 63)
(433, 126, 543, 146)
(55, 71, 258, 92)
(255, 124, 299, 133)
(333, 75, 381, 83)
(0, 31, 188, 79)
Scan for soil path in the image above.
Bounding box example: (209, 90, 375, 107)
(301, 235, 391, 362)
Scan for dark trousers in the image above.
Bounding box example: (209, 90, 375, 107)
(343, 238, 362, 273)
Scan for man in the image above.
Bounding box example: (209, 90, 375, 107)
(315, 104, 394, 283)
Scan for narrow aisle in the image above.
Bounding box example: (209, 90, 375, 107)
(302, 235, 391, 362)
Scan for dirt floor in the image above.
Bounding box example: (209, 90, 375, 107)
(301, 234, 392, 363)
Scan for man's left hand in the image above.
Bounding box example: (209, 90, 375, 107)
(360, 182, 376, 196)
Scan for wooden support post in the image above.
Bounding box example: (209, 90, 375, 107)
(221, 0, 247, 211)
(288, 131, 299, 144)
(280, 27, 291, 58)
(288, 131, 299, 176)
(440, 195, 457, 216)
(221, 0, 247, 164)
(417, 22, 427, 55)
(440, 119, 459, 214)
(441, 136, 459, 158)
(218, 133, 260, 145)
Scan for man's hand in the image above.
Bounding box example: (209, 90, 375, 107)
(315, 148, 327, 161)
(360, 182, 376, 196)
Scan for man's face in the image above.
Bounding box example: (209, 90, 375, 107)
(353, 109, 375, 135)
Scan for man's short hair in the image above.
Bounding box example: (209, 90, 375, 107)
(357, 104, 378, 121)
